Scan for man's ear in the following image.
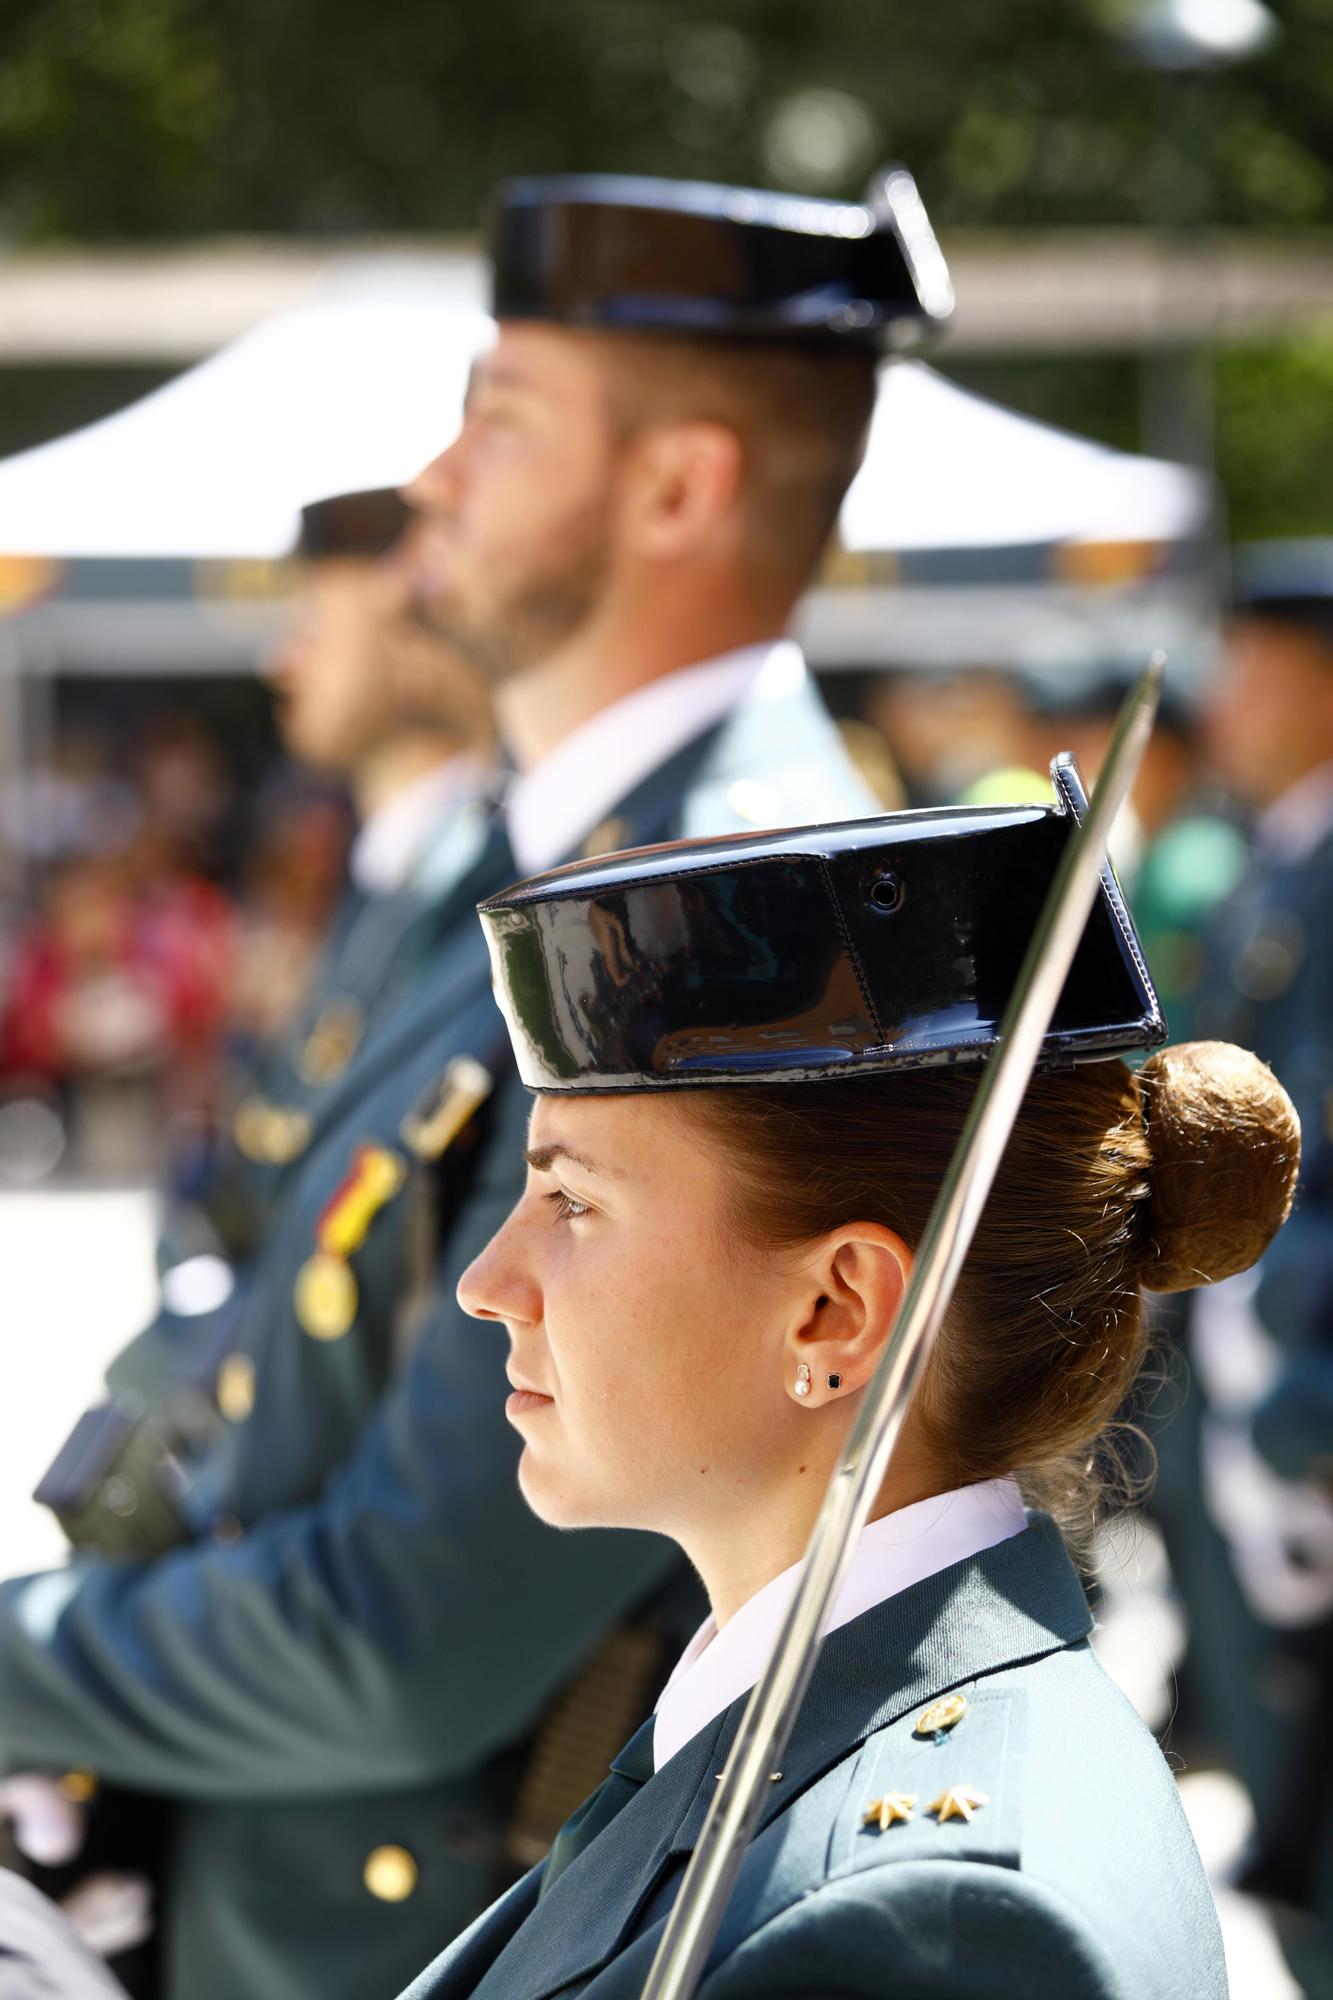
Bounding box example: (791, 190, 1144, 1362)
(780, 1224, 913, 1409)
(620, 421, 744, 564)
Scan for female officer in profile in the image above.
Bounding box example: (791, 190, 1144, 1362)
(400, 778, 1299, 2000)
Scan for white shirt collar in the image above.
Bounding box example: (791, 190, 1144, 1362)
(505, 640, 800, 879)
(348, 754, 487, 895)
(652, 1477, 1027, 1772)
(1256, 758, 1333, 866)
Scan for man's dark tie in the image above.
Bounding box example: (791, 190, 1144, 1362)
(538, 1716, 658, 1900)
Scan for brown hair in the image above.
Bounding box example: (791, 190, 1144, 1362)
(683, 1041, 1299, 1549)
(596, 334, 877, 595)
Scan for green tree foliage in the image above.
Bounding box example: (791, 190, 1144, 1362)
(1214, 331, 1333, 538)
(0, 0, 1330, 243)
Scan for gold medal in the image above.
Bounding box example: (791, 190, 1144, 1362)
(294, 1251, 359, 1341)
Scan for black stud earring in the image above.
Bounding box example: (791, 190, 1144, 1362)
(827, 1373, 842, 1390)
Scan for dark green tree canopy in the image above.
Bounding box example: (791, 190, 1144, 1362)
(1, 0, 1330, 244)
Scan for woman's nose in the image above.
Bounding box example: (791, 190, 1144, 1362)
(457, 1212, 540, 1326)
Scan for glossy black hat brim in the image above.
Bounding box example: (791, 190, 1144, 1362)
(479, 764, 1165, 1094)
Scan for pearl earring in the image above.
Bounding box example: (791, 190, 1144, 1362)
(794, 1363, 811, 1399)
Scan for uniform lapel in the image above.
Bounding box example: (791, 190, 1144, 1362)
(465, 1707, 731, 2000)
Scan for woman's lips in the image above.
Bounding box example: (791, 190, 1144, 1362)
(505, 1386, 554, 1420)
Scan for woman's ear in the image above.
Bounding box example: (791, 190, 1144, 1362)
(781, 1225, 913, 1408)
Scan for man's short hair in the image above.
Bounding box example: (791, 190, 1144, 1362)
(598, 335, 878, 596)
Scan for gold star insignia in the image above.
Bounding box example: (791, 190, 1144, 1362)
(862, 1791, 917, 1831)
(928, 1784, 990, 1825)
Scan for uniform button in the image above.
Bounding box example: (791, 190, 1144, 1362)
(216, 1352, 256, 1422)
(363, 1844, 418, 1902)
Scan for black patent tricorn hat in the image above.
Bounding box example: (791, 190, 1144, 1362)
(479, 759, 1165, 1093)
(489, 169, 954, 347)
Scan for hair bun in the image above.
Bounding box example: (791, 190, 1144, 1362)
(1138, 1041, 1301, 1294)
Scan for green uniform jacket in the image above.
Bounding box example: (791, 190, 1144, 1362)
(402, 1517, 1225, 2000)
(0, 663, 873, 2000)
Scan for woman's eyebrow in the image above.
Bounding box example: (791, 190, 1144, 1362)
(524, 1143, 610, 1178)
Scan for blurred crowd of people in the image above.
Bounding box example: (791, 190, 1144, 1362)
(0, 710, 351, 1179)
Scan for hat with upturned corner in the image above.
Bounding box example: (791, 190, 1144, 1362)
(488, 169, 954, 348)
(478, 756, 1165, 1093)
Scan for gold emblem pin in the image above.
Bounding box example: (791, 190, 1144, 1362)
(863, 1791, 917, 1831)
(928, 1783, 989, 1825)
(232, 1098, 310, 1164)
(298, 999, 364, 1086)
(59, 1770, 98, 1805)
(294, 1251, 359, 1341)
(363, 1844, 417, 1902)
(216, 1351, 256, 1423)
(915, 1692, 968, 1739)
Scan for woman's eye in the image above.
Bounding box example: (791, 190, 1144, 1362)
(546, 1190, 591, 1222)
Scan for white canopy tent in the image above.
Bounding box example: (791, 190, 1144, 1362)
(0, 298, 1209, 560)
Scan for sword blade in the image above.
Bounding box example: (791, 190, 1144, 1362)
(640, 654, 1164, 2000)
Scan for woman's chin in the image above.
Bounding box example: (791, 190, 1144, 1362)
(516, 1457, 632, 1533)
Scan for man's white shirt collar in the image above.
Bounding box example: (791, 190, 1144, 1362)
(653, 1477, 1027, 1772)
(349, 754, 488, 896)
(505, 640, 802, 880)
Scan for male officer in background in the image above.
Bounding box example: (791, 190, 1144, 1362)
(84, 482, 497, 1536)
(0, 171, 949, 2000)
(159, 484, 496, 1273)
(1, 485, 497, 1984)
(1183, 544, 1333, 1985)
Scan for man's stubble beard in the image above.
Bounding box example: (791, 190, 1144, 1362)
(417, 496, 614, 689)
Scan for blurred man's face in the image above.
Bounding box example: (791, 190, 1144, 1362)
(403, 325, 619, 682)
(266, 558, 401, 773)
(1204, 617, 1333, 810)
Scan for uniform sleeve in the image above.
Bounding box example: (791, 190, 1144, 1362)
(0, 1155, 680, 1802)
(693, 1864, 1149, 2000)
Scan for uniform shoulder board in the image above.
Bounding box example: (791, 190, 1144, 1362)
(400, 1055, 495, 1161)
(832, 1686, 1024, 1879)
